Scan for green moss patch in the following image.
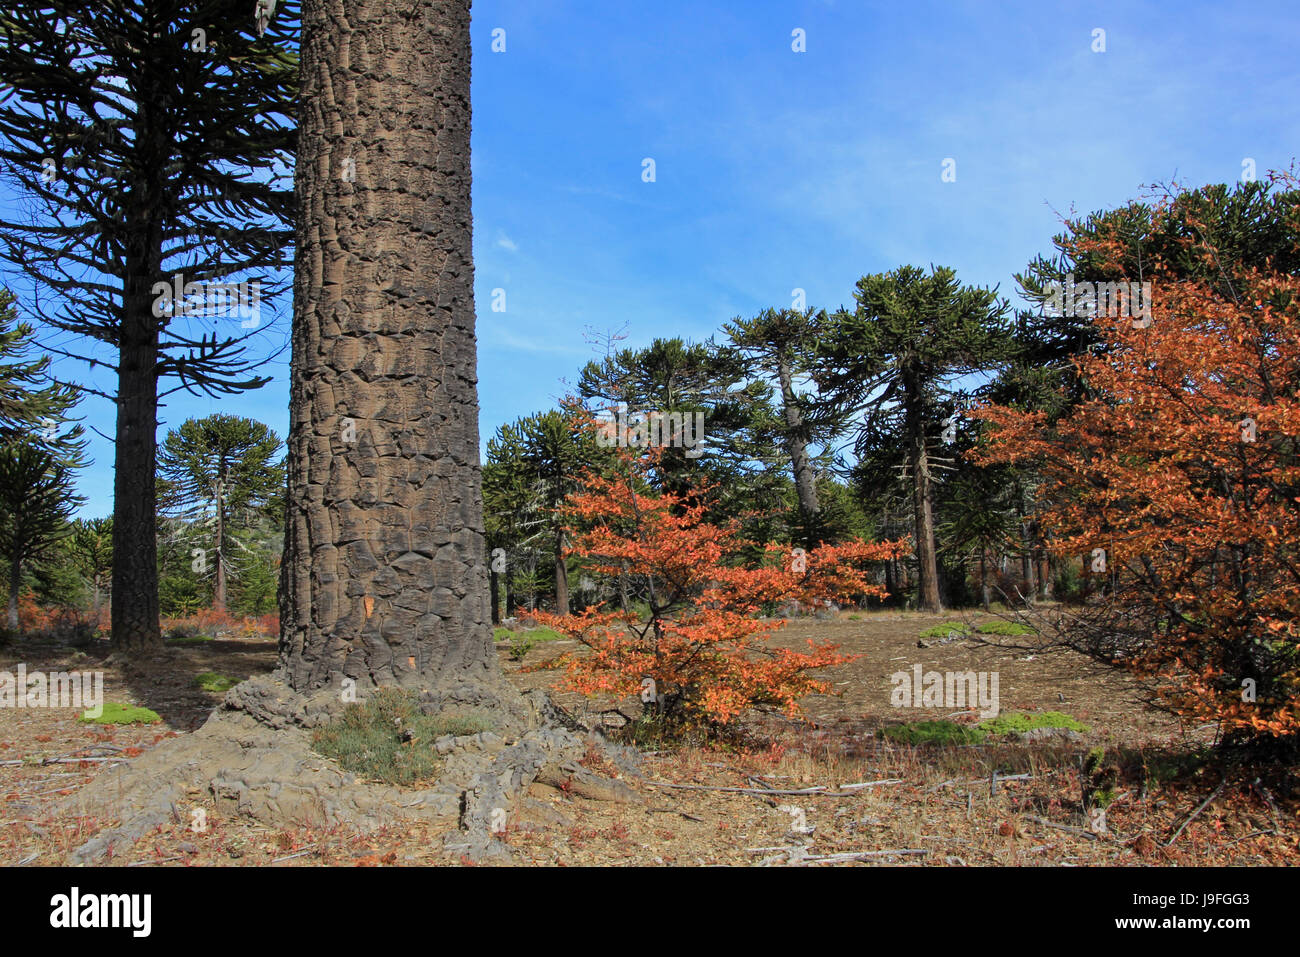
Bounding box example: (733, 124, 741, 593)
(165, 634, 213, 646)
(312, 688, 493, 786)
(975, 620, 1037, 636)
(195, 672, 239, 693)
(918, 622, 970, 639)
(78, 702, 162, 725)
(879, 719, 986, 746)
(978, 710, 1089, 735)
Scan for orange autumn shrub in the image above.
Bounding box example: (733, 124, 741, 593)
(161, 607, 278, 640)
(973, 187, 1300, 750)
(530, 446, 906, 728)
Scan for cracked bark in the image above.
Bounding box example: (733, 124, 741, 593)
(280, 0, 495, 694)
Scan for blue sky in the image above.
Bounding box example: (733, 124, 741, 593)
(11, 0, 1300, 517)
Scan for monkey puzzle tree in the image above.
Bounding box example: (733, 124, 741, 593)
(279, 0, 500, 697)
(0, 440, 83, 629)
(158, 413, 284, 612)
(0, 1, 298, 653)
(0, 289, 83, 460)
(65, 516, 113, 621)
(723, 307, 846, 547)
(815, 266, 1011, 612)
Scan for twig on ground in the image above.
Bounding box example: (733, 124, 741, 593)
(271, 848, 317, 864)
(647, 780, 898, 798)
(803, 849, 928, 864)
(1250, 777, 1281, 831)
(1024, 814, 1102, 840)
(1164, 781, 1226, 848)
(837, 780, 905, 790)
(1224, 828, 1276, 847)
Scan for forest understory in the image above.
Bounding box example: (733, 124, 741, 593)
(2, 611, 1294, 867)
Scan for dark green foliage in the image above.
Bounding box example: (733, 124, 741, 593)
(815, 266, 1013, 611)
(0, 439, 83, 628)
(0, 290, 85, 462)
(157, 413, 285, 613)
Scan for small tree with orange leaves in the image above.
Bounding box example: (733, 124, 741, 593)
(973, 180, 1300, 754)
(530, 444, 906, 734)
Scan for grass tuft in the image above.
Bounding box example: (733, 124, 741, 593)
(312, 687, 492, 786)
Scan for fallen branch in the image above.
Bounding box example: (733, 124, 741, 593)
(648, 781, 831, 796)
(1223, 828, 1276, 847)
(271, 848, 317, 864)
(1164, 782, 1226, 848)
(647, 780, 897, 798)
(837, 780, 905, 791)
(1024, 814, 1101, 840)
(805, 849, 928, 864)
(0, 756, 130, 767)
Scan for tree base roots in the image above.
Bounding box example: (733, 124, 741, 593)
(63, 671, 641, 863)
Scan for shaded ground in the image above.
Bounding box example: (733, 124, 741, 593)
(1, 611, 1295, 866)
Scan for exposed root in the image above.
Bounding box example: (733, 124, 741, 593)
(62, 671, 639, 863)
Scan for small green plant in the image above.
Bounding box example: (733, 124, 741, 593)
(1082, 746, 1120, 808)
(976, 620, 1037, 636)
(195, 672, 239, 693)
(312, 687, 492, 786)
(918, 621, 970, 639)
(498, 625, 564, 661)
(879, 719, 985, 746)
(78, 703, 162, 725)
(978, 710, 1089, 735)
(848, 614, 862, 621)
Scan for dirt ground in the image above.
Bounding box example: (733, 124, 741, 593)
(1, 611, 1296, 866)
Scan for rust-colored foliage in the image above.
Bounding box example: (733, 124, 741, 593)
(973, 184, 1300, 745)
(531, 441, 906, 726)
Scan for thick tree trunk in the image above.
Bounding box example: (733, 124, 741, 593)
(111, 255, 162, 654)
(553, 528, 569, 615)
(904, 375, 942, 613)
(776, 352, 819, 541)
(280, 0, 493, 693)
(214, 480, 227, 613)
(7, 559, 20, 631)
